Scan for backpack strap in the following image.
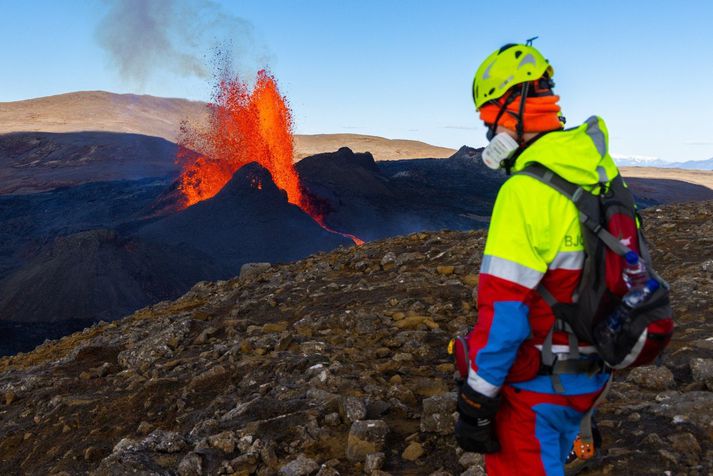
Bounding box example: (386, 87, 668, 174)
(579, 375, 613, 446)
(537, 283, 584, 393)
(517, 163, 634, 257)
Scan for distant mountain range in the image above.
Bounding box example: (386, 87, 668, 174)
(0, 91, 455, 162)
(614, 155, 713, 170)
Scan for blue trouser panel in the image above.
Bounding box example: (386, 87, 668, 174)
(533, 403, 586, 475)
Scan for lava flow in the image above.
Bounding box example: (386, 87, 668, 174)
(176, 69, 363, 245)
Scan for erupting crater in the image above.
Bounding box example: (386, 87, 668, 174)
(176, 69, 362, 245)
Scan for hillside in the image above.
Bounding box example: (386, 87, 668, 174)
(294, 134, 455, 162)
(0, 200, 710, 475)
(0, 92, 454, 162)
(0, 91, 208, 143)
(620, 166, 713, 195)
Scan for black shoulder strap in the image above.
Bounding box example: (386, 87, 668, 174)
(516, 163, 633, 256)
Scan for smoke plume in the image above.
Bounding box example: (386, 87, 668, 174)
(96, 0, 270, 86)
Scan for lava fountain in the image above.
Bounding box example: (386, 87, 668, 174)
(176, 69, 363, 245)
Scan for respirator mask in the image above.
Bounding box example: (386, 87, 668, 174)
(482, 131, 519, 170)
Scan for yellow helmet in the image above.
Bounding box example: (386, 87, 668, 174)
(472, 43, 554, 110)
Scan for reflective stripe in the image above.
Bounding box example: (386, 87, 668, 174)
(498, 74, 514, 90)
(535, 344, 597, 358)
(467, 371, 501, 398)
(518, 53, 537, 69)
(612, 329, 647, 369)
(482, 61, 494, 80)
(585, 116, 606, 158)
(549, 251, 584, 270)
(480, 255, 544, 289)
(597, 165, 608, 184)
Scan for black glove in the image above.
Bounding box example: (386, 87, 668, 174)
(455, 383, 501, 454)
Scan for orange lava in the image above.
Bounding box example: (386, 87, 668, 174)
(176, 69, 362, 245)
(177, 70, 307, 210)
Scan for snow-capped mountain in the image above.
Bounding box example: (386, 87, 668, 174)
(613, 155, 713, 170)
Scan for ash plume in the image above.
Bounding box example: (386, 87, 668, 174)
(96, 0, 271, 86)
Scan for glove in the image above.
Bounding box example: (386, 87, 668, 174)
(455, 383, 501, 454)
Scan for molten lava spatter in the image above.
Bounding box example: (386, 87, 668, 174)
(176, 69, 362, 244)
(177, 70, 305, 209)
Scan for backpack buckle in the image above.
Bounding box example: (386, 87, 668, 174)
(538, 355, 559, 376)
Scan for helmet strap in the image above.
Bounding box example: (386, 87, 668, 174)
(487, 93, 517, 141)
(515, 81, 529, 143)
(503, 81, 530, 175)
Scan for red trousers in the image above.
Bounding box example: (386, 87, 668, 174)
(484, 383, 603, 476)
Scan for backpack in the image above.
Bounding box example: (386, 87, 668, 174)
(518, 163, 675, 371)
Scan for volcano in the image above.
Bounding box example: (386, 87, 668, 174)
(136, 162, 352, 274)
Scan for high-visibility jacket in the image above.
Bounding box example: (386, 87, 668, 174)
(467, 116, 618, 397)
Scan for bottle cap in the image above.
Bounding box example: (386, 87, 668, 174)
(624, 251, 639, 265)
(646, 278, 659, 292)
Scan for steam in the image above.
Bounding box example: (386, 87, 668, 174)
(96, 0, 271, 86)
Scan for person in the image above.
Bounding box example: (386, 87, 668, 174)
(455, 42, 616, 475)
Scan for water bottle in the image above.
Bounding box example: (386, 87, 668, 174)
(598, 279, 660, 339)
(622, 251, 648, 291)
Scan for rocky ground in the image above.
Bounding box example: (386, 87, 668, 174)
(0, 201, 711, 475)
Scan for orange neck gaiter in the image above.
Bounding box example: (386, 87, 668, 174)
(479, 94, 563, 133)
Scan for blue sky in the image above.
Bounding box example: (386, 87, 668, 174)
(1, 1, 712, 162)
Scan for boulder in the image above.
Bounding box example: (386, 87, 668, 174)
(346, 420, 389, 462)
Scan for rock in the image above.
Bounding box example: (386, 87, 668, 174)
(458, 452, 484, 469)
(279, 454, 320, 476)
(143, 429, 186, 453)
(90, 437, 153, 475)
(91, 362, 111, 378)
(643, 433, 664, 446)
(401, 441, 424, 461)
(436, 265, 455, 276)
(237, 435, 254, 453)
(83, 446, 102, 461)
(421, 393, 457, 434)
(323, 412, 341, 426)
(188, 364, 228, 390)
(3, 220, 713, 475)
(256, 443, 277, 469)
(229, 453, 259, 474)
(658, 449, 678, 465)
(626, 365, 675, 390)
(381, 252, 397, 271)
(178, 452, 203, 476)
(391, 311, 405, 321)
(117, 318, 191, 370)
(411, 377, 449, 397)
(394, 316, 427, 330)
(364, 452, 385, 472)
(651, 391, 713, 428)
(667, 432, 701, 465)
(315, 465, 340, 476)
(346, 420, 389, 462)
(240, 262, 272, 279)
(208, 430, 237, 454)
(690, 358, 713, 390)
(263, 321, 288, 333)
(340, 396, 367, 423)
(460, 466, 486, 476)
(396, 252, 424, 266)
(136, 421, 153, 436)
(700, 259, 713, 273)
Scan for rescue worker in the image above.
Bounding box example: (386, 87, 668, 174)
(455, 43, 615, 475)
